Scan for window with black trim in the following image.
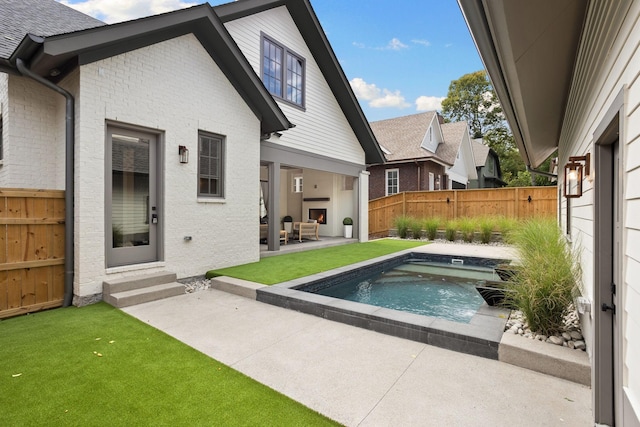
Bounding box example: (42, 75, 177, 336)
(198, 132, 225, 198)
(262, 34, 305, 107)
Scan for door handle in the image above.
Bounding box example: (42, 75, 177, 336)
(601, 303, 616, 314)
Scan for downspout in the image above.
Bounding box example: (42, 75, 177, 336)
(16, 58, 75, 307)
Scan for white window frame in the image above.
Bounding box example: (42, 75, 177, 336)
(428, 172, 435, 191)
(293, 175, 303, 193)
(385, 168, 399, 196)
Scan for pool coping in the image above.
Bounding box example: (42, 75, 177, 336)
(256, 249, 512, 360)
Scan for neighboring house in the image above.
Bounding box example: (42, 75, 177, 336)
(468, 139, 506, 189)
(0, 0, 383, 306)
(367, 111, 477, 199)
(459, 0, 640, 425)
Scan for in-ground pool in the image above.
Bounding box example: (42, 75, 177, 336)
(310, 260, 498, 323)
(256, 251, 513, 359)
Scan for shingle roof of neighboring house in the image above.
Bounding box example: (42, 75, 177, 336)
(369, 112, 437, 162)
(214, 0, 385, 165)
(0, 0, 104, 60)
(471, 138, 491, 167)
(369, 111, 469, 167)
(438, 121, 468, 165)
(0, 0, 290, 134)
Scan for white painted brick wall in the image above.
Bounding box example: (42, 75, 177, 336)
(72, 34, 263, 297)
(0, 74, 65, 189)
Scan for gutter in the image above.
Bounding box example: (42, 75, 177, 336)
(526, 165, 557, 179)
(16, 58, 75, 307)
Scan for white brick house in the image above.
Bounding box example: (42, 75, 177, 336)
(0, 0, 382, 305)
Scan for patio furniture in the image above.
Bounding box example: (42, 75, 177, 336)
(292, 221, 319, 242)
(260, 224, 288, 244)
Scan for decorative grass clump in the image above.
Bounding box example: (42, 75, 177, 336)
(503, 219, 581, 335)
(424, 217, 441, 240)
(458, 217, 477, 243)
(496, 216, 520, 244)
(394, 215, 412, 239)
(409, 217, 423, 239)
(444, 219, 458, 241)
(478, 217, 495, 244)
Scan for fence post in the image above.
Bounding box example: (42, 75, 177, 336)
(454, 190, 458, 219)
(515, 187, 520, 219)
(402, 192, 406, 216)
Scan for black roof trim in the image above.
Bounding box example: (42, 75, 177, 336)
(215, 0, 385, 164)
(8, 4, 290, 134)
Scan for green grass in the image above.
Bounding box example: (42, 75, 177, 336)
(0, 303, 339, 427)
(207, 238, 427, 285)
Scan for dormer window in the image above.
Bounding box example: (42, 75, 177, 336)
(262, 34, 305, 108)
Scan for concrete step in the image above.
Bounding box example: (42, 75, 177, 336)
(103, 271, 177, 296)
(104, 282, 184, 308)
(499, 332, 591, 386)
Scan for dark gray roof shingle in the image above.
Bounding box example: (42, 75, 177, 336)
(0, 0, 104, 59)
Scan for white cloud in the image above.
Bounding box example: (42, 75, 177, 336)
(384, 38, 408, 51)
(415, 95, 445, 111)
(411, 39, 431, 47)
(352, 41, 366, 49)
(350, 78, 410, 109)
(59, 0, 199, 23)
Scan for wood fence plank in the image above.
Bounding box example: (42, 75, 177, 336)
(0, 258, 66, 271)
(0, 271, 7, 311)
(21, 268, 36, 306)
(52, 265, 65, 301)
(35, 267, 50, 304)
(7, 271, 21, 309)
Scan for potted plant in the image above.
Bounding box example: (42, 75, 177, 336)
(282, 215, 293, 233)
(343, 217, 353, 238)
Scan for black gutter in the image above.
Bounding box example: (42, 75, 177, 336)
(16, 58, 75, 307)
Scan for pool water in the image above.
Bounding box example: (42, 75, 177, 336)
(312, 260, 498, 323)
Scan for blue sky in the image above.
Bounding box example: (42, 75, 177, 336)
(60, 0, 484, 122)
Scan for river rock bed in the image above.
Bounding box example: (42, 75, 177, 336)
(504, 306, 586, 351)
(180, 276, 212, 293)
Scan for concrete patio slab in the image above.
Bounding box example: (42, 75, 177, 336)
(123, 288, 592, 426)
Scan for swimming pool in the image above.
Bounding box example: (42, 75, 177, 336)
(310, 260, 498, 323)
(256, 250, 513, 359)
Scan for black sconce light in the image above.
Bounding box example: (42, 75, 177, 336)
(563, 153, 590, 198)
(179, 145, 189, 164)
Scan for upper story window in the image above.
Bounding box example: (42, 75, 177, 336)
(198, 131, 225, 198)
(386, 169, 399, 196)
(262, 34, 305, 108)
(293, 175, 303, 193)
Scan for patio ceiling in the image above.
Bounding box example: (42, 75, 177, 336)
(458, 0, 588, 168)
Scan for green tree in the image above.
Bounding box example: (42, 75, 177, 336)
(441, 70, 503, 138)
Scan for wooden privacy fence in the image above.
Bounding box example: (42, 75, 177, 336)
(369, 186, 557, 236)
(0, 188, 65, 319)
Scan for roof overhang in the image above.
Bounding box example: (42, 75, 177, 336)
(457, 0, 588, 168)
(8, 4, 290, 134)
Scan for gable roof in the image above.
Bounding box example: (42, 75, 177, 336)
(471, 138, 491, 167)
(1, 1, 290, 134)
(0, 0, 104, 62)
(369, 111, 471, 168)
(214, 0, 385, 165)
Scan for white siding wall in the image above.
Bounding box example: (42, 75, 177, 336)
(0, 74, 66, 189)
(224, 6, 366, 165)
(74, 34, 261, 297)
(559, 0, 640, 418)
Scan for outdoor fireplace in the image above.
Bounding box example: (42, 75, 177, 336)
(309, 208, 327, 224)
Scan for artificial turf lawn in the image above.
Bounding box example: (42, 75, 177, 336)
(0, 303, 340, 427)
(206, 238, 428, 285)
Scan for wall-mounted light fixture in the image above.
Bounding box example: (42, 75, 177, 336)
(563, 153, 590, 198)
(179, 145, 189, 164)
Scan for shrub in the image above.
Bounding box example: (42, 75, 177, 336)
(424, 217, 441, 240)
(394, 215, 412, 239)
(343, 217, 353, 225)
(444, 219, 458, 241)
(458, 217, 477, 243)
(503, 219, 581, 335)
